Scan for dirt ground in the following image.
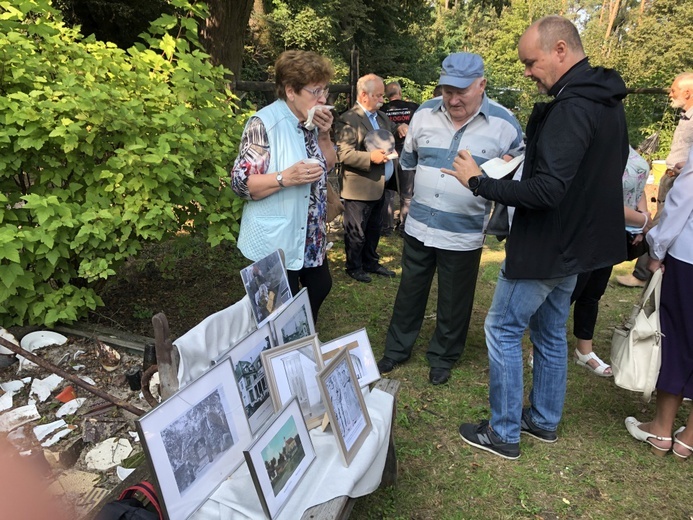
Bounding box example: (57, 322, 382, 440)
(0, 334, 152, 519)
(0, 240, 255, 518)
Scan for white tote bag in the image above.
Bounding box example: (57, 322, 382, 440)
(611, 268, 663, 402)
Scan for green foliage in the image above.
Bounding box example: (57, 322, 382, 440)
(0, 0, 248, 327)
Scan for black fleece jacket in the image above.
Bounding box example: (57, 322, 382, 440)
(476, 58, 629, 279)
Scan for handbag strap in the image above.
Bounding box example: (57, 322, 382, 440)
(639, 268, 663, 310)
(119, 481, 163, 520)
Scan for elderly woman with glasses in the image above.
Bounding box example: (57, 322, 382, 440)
(231, 50, 336, 321)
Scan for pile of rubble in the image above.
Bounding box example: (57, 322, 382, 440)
(0, 327, 158, 518)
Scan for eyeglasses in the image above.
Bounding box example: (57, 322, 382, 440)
(302, 86, 329, 98)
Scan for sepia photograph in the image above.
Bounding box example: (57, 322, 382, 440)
(244, 397, 315, 520)
(261, 335, 326, 429)
(136, 360, 252, 520)
(317, 348, 372, 466)
(240, 250, 292, 326)
(320, 328, 380, 387)
(270, 287, 315, 346)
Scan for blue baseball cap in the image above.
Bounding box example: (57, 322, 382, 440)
(438, 53, 484, 89)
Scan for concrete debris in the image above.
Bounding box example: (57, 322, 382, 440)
(0, 403, 40, 432)
(85, 437, 133, 471)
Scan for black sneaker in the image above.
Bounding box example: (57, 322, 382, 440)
(377, 356, 400, 374)
(459, 420, 520, 460)
(520, 408, 558, 443)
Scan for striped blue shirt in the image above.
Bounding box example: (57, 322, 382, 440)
(402, 95, 523, 251)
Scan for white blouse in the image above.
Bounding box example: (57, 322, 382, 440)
(647, 146, 693, 264)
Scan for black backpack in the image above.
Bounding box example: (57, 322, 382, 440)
(94, 481, 163, 520)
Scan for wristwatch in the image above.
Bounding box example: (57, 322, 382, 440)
(276, 172, 285, 188)
(467, 175, 482, 196)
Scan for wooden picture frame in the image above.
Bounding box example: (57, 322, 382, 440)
(316, 347, 372, 467)
(261, 334, 326, 429)
(136, 360, 252, 520)
(320, 328, 380, 388)
(244, 397, 316, 520)
(240, 250, 292, 327)
(269, 287, 315, 346)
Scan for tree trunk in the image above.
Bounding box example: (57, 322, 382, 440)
(199, 0, 255, 88)
(604, 0, 620, 41)
(249, 0, 270, 49)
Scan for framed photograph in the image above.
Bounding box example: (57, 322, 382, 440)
(244, 397, 316, 520)
(270, 287, 315, 346)
(320, 328, 380, 388)
(317, 348, 373, 467)
(240, 250, 292, 327)
(216, 324, 276, 435)
(261, 335, 326, 429)
(136, 360, 252, 520)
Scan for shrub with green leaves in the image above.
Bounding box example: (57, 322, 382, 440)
(0, 0, 248, 326)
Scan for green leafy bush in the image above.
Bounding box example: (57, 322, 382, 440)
(0, 0, 248, 326)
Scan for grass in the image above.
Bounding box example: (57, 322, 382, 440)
(93, 233, 693, 520)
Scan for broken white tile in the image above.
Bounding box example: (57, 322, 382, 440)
(85, 438, 133, 471)
(17, 356, 38, 371)
(72, 364, 86, 371)
(34, 419, 67, 442)
(0, 403, 40, 432)
(116, 465, 136, 481)
(56, 397, 86, 418)
(79, 375, 96, 386)
(73, 350, 85, 360)
(41, 427, 72, 447)
(30, 374, 64, 402)
(128, 431, 140, 443)
(0, 327, 19, 355)
(0, 379, 27, 393)
(0, 392, 12, 411)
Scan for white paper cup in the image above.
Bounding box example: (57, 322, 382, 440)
(303, 158, 321, 165)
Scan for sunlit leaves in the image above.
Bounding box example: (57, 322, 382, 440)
(0, 0, 248, 326)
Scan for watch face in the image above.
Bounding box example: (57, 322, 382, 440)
(469, 176, 480, 189)
(277, 173, 283, 181)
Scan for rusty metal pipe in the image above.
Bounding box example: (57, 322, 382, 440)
(0, 336, 147, 417)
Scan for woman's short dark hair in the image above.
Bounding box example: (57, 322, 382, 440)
(274, 50, 334, 100)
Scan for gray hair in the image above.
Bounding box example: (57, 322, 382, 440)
(357, 73, 384, 96)
(674, 72, 693, 89)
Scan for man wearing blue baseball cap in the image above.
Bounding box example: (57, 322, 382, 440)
(377, 52, 524, 385)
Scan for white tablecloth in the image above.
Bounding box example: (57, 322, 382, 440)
(191, 388, 394, 520)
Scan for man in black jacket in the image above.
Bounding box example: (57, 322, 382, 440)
(445, 15, 628, 460)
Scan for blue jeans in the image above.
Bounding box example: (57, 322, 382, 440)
(485, 264, 577, 443)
